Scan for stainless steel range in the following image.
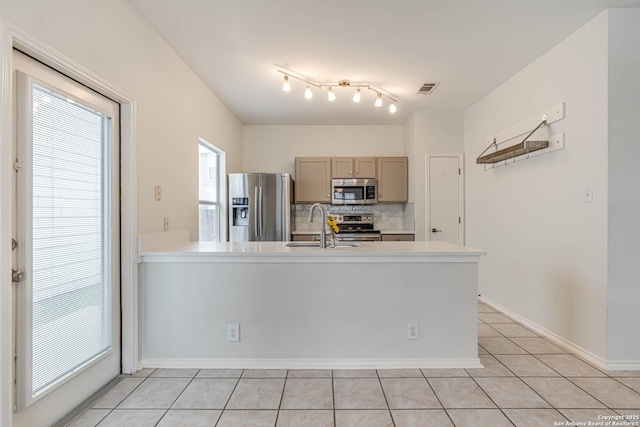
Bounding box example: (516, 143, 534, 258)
(333, 213, 381, 242)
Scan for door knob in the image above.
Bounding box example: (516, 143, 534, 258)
(431, 228, 442, 233)
(12, 269, 24, 283)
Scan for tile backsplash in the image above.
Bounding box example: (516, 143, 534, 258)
(294, 202, 415, 232)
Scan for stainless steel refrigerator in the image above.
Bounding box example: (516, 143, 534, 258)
(228, 173, 295, 242)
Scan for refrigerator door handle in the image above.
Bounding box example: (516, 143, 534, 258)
(255, 186, 263, 237)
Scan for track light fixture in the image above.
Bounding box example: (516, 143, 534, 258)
(327, 87, 336, 101)
(277, 68, 398, 114)
(374, 93, 382, 107)
(282, 74, 291, 92)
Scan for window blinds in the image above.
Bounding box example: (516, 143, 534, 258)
(31, 84, 112, 395)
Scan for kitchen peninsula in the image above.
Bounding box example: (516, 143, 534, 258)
(138, 231, 485, 369)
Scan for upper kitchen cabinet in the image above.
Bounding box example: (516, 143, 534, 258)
(377, 157, 408, 203)
(295, 157, 332, 203)
(331, 157, 377, 179)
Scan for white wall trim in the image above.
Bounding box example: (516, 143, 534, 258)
(479, 295, 611, 370)
(425, 153, 465, 245)
(142, 357, 484, 370)
(605, 361, 640, 371)
(0, 19, 16, 427)
(0, 19, 139, 426)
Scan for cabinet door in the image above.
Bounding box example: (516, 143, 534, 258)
(381, 234, 415, 241)
(331, 158, 353, 178)
(354, 157, 377, 178)
(295, 157, 331, 203)
(377, 157, 408, 202)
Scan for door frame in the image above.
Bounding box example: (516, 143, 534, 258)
(425, 153, 465, 245)
(0, 20, 139, 426)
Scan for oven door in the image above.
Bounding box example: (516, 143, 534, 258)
(335, 233, 381, 242)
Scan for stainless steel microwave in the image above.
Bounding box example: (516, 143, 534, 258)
(331, 179, 377, 205)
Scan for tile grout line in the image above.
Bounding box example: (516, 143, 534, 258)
(273, 370, 288, 427)
(70, 369, 158, 427)
(481, 308, 630, 413)
(100, 372, 153, 426)
(609, 376, 640, 396)
(465, 369, 519, 426)
(375, 369, 396, 427)
(331, 370, 336, 427)
(420, 369, 456, 427)
(475, 313, 574, 424)
(152, 369, 201, 426)
(214, 370, 244, 427)
(480, 300, 611, 367)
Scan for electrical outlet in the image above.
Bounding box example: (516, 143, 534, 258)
(382, 213, 387, 220)
(154, 185, 162, 201)
(163, 217, 169, 231)
(227, 323, 240, 342)
(408, 323, 418, 340)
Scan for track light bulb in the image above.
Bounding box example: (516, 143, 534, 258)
(389, 102, 397, 113)
(328, 87, 336, 101)
(305, 86, 313, 99)
(282, 75, 291, 92)
(374, 93, 382, 107)
(353, 88, 361, 103)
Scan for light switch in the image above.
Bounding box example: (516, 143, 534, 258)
(583, 187, 593, 203)
(155, 186, 162, 201)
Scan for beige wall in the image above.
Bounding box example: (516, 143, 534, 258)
(0, 0, 242, 424)
(0, 0, 243, 242)
(243, 121, 465, 241)
(464, 12, 609, 360)
(242, 125, 404, 176)
(404, 110, 464, 240)
(606, 9, 640, 363)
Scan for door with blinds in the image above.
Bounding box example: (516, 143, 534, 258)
(12, 50, 120, 421)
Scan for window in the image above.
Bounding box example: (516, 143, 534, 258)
(199, 140, 225, 241)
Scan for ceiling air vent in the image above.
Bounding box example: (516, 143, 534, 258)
(416, 82, 439, 95)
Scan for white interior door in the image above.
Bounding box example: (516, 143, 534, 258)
(12, 50, 121, 427)
(426, 154, 464, 245)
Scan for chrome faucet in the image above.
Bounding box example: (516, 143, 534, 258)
(308, 203, 327, 248)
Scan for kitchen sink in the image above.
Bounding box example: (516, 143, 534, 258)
(286, 242, 361, 248)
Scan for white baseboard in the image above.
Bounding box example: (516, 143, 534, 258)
(605, 361, 640, 371)
(479, 295, 611, 370)
(141, 357, 483, 370)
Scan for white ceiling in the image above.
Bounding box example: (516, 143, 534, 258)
(128, 0, 640, 125)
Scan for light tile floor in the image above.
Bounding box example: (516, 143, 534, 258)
(67, 301, 640, 427)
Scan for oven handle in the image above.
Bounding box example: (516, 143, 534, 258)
(312, 235, 381, 242)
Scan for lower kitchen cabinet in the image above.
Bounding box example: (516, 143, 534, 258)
(292, 234, 321, 241)
(381, 233, 415, 241)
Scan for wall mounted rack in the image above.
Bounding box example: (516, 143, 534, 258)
(477, 102, 566, 170)
(476, 117, 548, 164)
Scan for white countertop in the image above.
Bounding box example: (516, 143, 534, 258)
(139, 240, 485, 264)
